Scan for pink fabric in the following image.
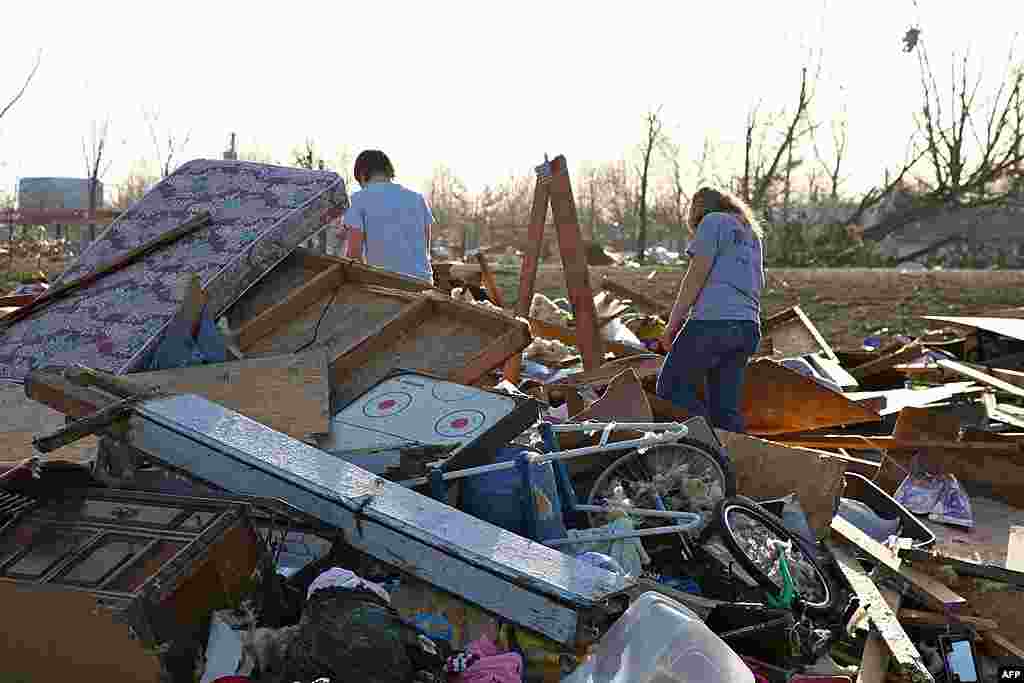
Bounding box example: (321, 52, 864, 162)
(451, 635, 523, 683)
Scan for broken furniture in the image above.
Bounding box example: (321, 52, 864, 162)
(0, 160, 348, 382)
(24, 374, 631, 647)
(217, 248, 532, 414)
(0, 487, 263, 683)
(317, 369, 542, 473)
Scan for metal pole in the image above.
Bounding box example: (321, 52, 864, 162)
(544, 522, 701, 547)
(398, 429, 688, 488)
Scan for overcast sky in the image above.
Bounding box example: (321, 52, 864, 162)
(1, 0, 1021, 202)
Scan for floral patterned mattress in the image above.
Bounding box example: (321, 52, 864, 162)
(0, 159, 348, 382)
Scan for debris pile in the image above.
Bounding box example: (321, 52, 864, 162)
(0, 158, 1022, 683)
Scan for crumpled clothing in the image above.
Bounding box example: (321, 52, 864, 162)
(450, 636, 522, 683)
(306, 567, 391, 605)
(565, 516, 650, 577)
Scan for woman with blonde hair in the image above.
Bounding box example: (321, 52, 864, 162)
(656, 187, 766, 433)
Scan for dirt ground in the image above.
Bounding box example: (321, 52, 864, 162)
(519, 265, 1024, 351)
(8, 256, 1023, 353)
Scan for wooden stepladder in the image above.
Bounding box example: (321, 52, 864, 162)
(504, 155, 603, 384)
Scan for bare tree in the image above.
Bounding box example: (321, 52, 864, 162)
(144, 108, 192, 178)
(427, 165, 470, 257)
(83, 118, 113, 242)
(862, 40, 1024, 241)
(741, 66, 817, 212)
(291, 139, 324, 170)
(636, 106, 665, 264)
(813, 100, 850, 201)
(0, 50, 41, 124)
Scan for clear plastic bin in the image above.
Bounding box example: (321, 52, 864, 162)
(564, 592, 754, 683)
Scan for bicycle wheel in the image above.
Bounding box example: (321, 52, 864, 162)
(586, 438, 736, 535)
(712, 495, 835, 616)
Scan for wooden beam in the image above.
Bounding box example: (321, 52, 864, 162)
(829, 542, 934, 683)
(857, 588, 902, 683)
(897, 563, 967, 613)
(831, 515, 902, 572)
(774, 434, 1023, 455)
(935, 358, 1024, 400)
(985, 632, 1024, 660)
(548, 156, 603, 372)
(898, 609, 997, 631)
(237, 263, 345, 349)
(503, 172, 552, 385)
(850, 342, 923, 380)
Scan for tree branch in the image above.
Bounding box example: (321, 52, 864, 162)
(0, 50, 42, 122)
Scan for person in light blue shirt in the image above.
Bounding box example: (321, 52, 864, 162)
(341, 150, 434, 284)
(656, 187, 766, 433)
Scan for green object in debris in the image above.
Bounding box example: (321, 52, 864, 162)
(764, 552, 796, 610)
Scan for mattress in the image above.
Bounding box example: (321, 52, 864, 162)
(0, 159, 348, 382)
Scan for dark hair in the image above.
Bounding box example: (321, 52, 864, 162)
(353, 150, 395, 184)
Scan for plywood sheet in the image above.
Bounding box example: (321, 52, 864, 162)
(762, 305, 838, 361)
(740, 359, 881, 434)
(0, 161, 347, 382)
(128, 352, 331, 441)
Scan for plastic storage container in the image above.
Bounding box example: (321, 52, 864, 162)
(564, 591, 754, 683)
(459, 446, 567, 542)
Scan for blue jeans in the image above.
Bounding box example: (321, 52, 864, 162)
(656, 320, 761, 433)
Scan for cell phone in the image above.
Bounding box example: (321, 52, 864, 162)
(937, 634, 980, 683)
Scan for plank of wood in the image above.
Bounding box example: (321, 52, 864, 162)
(452, 325, 531, 386)
(897, 563, 966, 613)
(775, 434, 1022, 454)
(237, 263, 344, 348)
(831, 515, 902, 572)
(851, 342, 922, 380)
(985, 632, 1024, 660)
(936, 358, 1024, 400)
(547, 156, 603, 372)
(0, 431, 98, 465)
(829, 542, 933, 683)
(857, 588, 902, 683)
(898, 609, 997, 631)
(0, 210, 211, 332)
(26, 354, 331, 443)
(503, 174, 552, 385)
(1008, 526, 1024, 572)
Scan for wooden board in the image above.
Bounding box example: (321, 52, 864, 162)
(935, 358, 1024, 400)
(898, 609, 998, 631)
(646, 360, 882, 437)
(829, 542, 934, 682)
(329, 292, 531, 412)
(857, 587, 902, 683)
(740, 358, 881, 435)
(850, 342, 923, 380)
(0, 431, 98, 465)
(126, 352, 331, 441)
(226, 247, 435, 332)
(714, 430, 846, 536)
(762, 305, 839, 362)
(843, 382, 979, 416)
(831, 514, 903, 572)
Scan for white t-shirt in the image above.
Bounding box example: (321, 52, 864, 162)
(343, 181, 434, 284)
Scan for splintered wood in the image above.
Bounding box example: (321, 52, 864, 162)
(829, 542, 934, 683)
